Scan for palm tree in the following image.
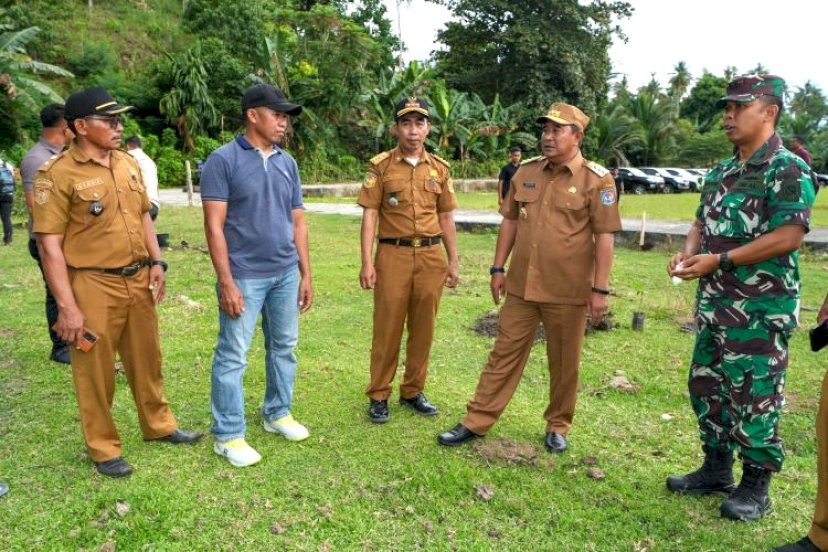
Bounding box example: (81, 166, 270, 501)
(592, 104, 644, 167)
(668, 61, 691, 106)
(159, 43, 219, 151)
(0, 25, 73, 112)
(628, 91, 676, 165)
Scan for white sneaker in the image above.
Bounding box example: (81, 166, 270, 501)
(262, 414, 310, 442)
(213, 438, 262, 467)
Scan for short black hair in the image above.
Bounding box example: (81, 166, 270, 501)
(758, 95, 784, 127)
(509, 146, 521, 153)
(125, 136, 142, 148)
(791, 134, 805, 144)
(40, 103, 65, 129)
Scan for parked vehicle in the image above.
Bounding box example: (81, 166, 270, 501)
(664, 168, 703, 192)
(616, 168, 665, 195)
(639, 167, 694, 193)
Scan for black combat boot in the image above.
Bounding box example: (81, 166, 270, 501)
(666, 446, 736, 495)
(720, 463, 773, 521)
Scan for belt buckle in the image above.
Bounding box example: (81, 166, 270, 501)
(122, 263, 140, 277)
(411, 237, 422, 248)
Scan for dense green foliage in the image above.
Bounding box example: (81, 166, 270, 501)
(0, 1, 825, 186)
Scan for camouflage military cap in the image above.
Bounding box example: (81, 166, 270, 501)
(536, 102, 590, 130)
(715, 74, 786, 109)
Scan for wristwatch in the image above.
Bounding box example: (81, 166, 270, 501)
(150, 259, 169, 272)
(489, 266, 505, 275)
(718, 252, 734, 272)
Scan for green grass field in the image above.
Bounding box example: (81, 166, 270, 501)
(1, 209, 827, 550)
(305, 188, 828, 227)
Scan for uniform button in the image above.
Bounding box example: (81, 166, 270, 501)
(532, 243, 537, 248)
(543, 201, 548, 206)
(93, 192, 99, 198)
(122, 209, 128, 214)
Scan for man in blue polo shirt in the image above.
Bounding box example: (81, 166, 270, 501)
(201, 84, 314, 468)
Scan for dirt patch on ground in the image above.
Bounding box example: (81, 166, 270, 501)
(473, 438, 553, 469)
(473, 311, 614, 340)
(0, 327, 16, 338)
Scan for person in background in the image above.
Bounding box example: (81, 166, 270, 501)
(125, 136, 160, 221)
(20, 103, 74, 364)
(0, 156, 16, 246)
(497, 146, 522, 206)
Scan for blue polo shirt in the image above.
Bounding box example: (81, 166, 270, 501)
(200, 135, 303, 278)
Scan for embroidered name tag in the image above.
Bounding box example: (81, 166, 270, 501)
(75, 178, 104, 191)
(523, 181, 536, 189)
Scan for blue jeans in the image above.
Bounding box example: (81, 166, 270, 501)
(210, 266, 300, 441)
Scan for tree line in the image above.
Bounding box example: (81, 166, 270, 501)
(0, 0, 824, 186)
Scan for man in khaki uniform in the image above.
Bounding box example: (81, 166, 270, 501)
(33, 87, 202, 478)
(438, 102, 621, 452)
(358, 97, 459, 423)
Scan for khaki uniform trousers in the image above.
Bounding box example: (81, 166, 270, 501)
(69, 268, 177, 462)
(366, 243, 447, 401)
(809, 368, 828, 550)
(462, 294, 586, 435)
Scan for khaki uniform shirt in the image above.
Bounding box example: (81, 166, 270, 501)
(32, 146, 151, 269)
(501, 152, 621, 304)
(358, 147, 458, 238)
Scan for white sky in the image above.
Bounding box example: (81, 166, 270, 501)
(381, 0, 827, 94)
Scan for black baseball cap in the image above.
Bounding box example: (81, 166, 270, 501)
(242, 84, 302, 116)
(64, 87, 134, 120)
(394, 97, 430, 120)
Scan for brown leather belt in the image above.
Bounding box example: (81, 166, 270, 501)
(379, 237, 442, 248)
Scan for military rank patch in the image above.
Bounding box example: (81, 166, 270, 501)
(364, 172, 377, 189)
(600, 188, 616, 205)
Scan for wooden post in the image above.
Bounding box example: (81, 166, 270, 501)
(184, 160, 193, 207)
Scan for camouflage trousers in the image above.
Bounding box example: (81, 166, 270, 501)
(689, 323, 789, 472)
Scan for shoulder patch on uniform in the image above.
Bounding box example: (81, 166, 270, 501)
(520, 156, 543, 166)
(369, 151, 391, 165)
(431, 154, 451, 168)
(585, 160, 609, 178)
(363, 171, 378, 189)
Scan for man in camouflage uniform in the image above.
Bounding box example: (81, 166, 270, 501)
(667, 75, 816, 521)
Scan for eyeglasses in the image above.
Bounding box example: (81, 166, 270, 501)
(85, 116, 123, 129)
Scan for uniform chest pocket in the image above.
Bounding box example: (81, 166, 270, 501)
(75, 185, 112, 223)
(513, 186, 542, 203)
(714, 192, 763, 238)
(382, 179, 412, 208)
(126, 171, 145, 193)
(553, 191, 586, 211)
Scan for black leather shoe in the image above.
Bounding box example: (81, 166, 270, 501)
(438, 424, 480, 446)
(49, 345, 71, 364)
(149, 429, 204, 444)
(399, 392, 438, 416)
(368, 400, 389, 424)
(773, 536, 821, 552)
(544, 432, 568, 453)
(95, 457, 133, 478)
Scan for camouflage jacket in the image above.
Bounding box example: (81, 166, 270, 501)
(695, 133, 816, 331)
